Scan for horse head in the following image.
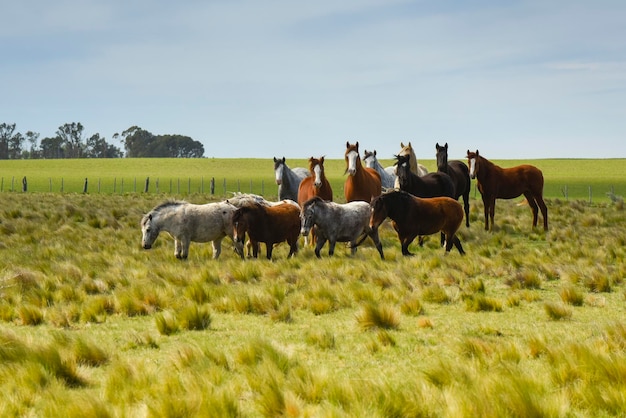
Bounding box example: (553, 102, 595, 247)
(466, 150, 479, 179)
(345, 141, 360, 176)
(436, 143, 449, 172)
(300, 196, 321, 237)
(309, 156, 325, 188)
(140, 213, 159, 249)
(273, 157, 286, 185)
(231, 207, 251, 245)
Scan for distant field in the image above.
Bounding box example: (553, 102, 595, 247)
(0, 158, 624, 202)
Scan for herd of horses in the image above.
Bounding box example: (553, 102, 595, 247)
(142, 142, 548, 260)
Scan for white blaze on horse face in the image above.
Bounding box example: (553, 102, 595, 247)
(275, 163, 283, 185)
(469, 158, 476, 179)
(363, 154, 374, 169)
(346, 150, 359, 176)
(313, 163, 322, 188)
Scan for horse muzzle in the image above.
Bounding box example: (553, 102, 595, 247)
(347, 168, 356, 176)
(300, 227, 310, 237)
(142, 243, 152, 250)
(276, 179, 282, 185)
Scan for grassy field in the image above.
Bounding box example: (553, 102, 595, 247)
(0, 157, 624, 202)
(0, 190, 625, 416)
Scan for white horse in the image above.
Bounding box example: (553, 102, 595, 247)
(363, 149, 397, 190)
(141, 200, 243, 260)
(273, 157, 310, 202)
(300, 196, 384, 259)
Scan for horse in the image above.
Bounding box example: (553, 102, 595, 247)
(300, 196, 384, 259)
(467, 150, 548, 231)
(344, 142, 382, 202)
(273, 157, 310, 202)
(395, 153, 455, 199)
(297, 156, 333, 207)
(141, 200, 243, 260)
(232, 201, 301, 260)
(435, 143, 471, 227)
(363, 149, 396, 189)
(225, 192, 300, 255)
(369, 191, 465, 255)
(398, 141, 428, 175)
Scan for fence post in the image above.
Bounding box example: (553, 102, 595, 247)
(201, 177, 204, 194)
(22, 176, 27, 192)
(210, 177, 215, 195)
(250, 179, 253, 193)
(144, 177, 150, 193)
(49, 178, 52, 192)
(121, 178, 124, 194)
(83, 178, 88, 194)
(223, 178, 226, 196)
(11, 176, 15, 192)
(98, 178, 101, 193)
(61, 178, 64, 193)
(589, 186, 592, 203)
(1, 177, 3, 192)
(134, 178, 137, 193)
(237, 179, 241, 192)
(113, 178, 117, 193)
(188, 177, 191, 194)
(156, 178, 159, 193)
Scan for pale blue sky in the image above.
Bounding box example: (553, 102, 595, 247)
(2, 1, 625, 160)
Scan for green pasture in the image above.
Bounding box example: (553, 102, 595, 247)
(0, 192, 625, 416)
(0, 158, 624, 202)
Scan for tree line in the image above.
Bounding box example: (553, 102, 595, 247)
(0, 123, 205, 159)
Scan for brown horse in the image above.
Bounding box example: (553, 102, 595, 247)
(370, 191, 465, 255)
(435, 143, 471, 227)
(297, 156, 333, 207)
(344, 142, 382, 202)
(467, 150, 548, 231)
(232, 202, 301, 260)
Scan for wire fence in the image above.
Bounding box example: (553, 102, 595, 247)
(1, 175, 624, 204)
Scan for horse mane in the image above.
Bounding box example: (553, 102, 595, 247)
(302, 195, 324, 210)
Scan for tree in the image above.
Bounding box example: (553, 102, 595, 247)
(121, 126, 156, 157)
(25, 131, 40, 159)
(56, 122, 85, 158)
(40, 136, 64, 159)
(0, 123, 29, 159)
(120, 126, 205, 158)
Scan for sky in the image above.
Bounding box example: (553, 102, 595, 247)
(2, 0, 626, 161)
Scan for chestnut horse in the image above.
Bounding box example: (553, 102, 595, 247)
(344, 142, 382, 202)
(232, 202, 301, 260)
(467, 150, 548, 231)
(297, 156, 333, 207)
(435, 143, 471, 227)
(370, 191, 465, 255)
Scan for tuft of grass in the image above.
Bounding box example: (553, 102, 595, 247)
(155, 310, 180, 335)
(400, 293, 424, 316)
(18, 305, 44, 326)
(544, 301, 573, 320)
(73, 337, 110, 367)
(421, 284, 450, 304)
(506, 270, 542, 290)
(377, 330, 397, 347)
(417, 317, 433, 329)
(559, 285, 584, 306)
(583, 273, 612, 293)
(178, 304, 212, 331)
(355, 303, 401, 331)
(464, 295, 503, 312)
(305, 329, 336, 350)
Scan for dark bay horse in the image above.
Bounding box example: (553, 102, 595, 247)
(395, 154, 455, 199)
(344, 142, 382, 202)
(297, 156, 333, 207)
(232, 202, 301, 260)
(273, 157, 310, 202)
(467, 150, 548, 231)
(435, 143, 471, 227)
(300, 196, 384, 259)
(369, 191, 465, 255)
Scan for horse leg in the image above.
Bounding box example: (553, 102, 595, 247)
(212, 238, 223, 259)
(369, 229, 385, 260)
(524, 192, 539, 228)
(315, 237, 327, 258)
(481, 195, 491, 231)
(535, 194, 549, 231)
(328, 240, 337, 257)
(287, 239, 298, 258)
(462, 191, 470, 227)
(174, 239, 183, 259)
(180, 238, 191, 259)
(251, 240, 259, 258)
(487, 197, 496, 232)
(265, 243, 273, 260)
(401, 236, 415, 256)
(453, 236, 465, 255)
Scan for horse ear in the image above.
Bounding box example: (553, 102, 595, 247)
(373, 150, 377, 156)
(476, 150, 479, 156)
(400, 142, 405, 147)
(148, 214, 152, 221)
(355, 141, 359, 149)
(445, 143, 448, 150)
(273, 157, 277, 162)
(282, 157, 286, 163)
(346, 141, 350, 148)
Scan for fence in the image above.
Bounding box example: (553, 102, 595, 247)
(1, 175, 624, 204)
(0, 176, 269, 197)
